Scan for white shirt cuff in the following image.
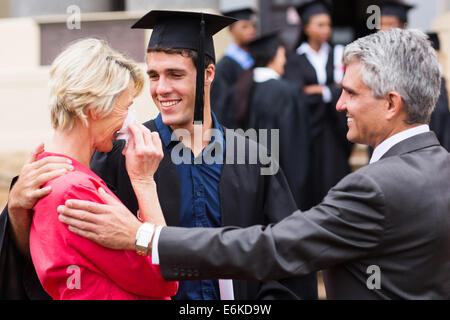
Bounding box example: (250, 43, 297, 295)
(322, 85, 332, 103)
(151, 225, 163, 265)
(219, 279, 235, 300)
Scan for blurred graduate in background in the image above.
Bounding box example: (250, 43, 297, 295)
(211, 7, 257, 127)
(427, 32, 450, 151)
(284, 0, 352, 211)
(379, 0, 414, 30)
(229, 31, 310, 210)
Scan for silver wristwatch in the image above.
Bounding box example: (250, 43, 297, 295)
(135, 222, 155, 256)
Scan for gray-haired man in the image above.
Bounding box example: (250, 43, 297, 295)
(59, 28, 450, 299)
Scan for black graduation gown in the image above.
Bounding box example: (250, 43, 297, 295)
(240, 78, 310, 210)
(430, 77, 450, 151)
(284, 45, 352, 210)
(90, 119, 318, 300)
(0, 178, 51, 300)
(211, 56, 245, 127)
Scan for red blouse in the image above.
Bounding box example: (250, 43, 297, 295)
(30, 152, 178, 300)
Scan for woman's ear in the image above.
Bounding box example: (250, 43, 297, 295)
(87, 106, 99, 121)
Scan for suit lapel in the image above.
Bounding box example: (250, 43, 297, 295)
(380, 131, 441, 160)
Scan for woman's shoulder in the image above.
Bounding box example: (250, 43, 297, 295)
(49, 170, 100, 196)
(37, 152, 105, 194)
(38, 169, 105, 210)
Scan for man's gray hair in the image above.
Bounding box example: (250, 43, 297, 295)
(343, 29, 441, 124)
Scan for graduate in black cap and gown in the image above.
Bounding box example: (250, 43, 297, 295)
(284, 0, 352, 210)
(97, 10, 317, 301)
(211, 8, 257, 127)
(379, 1, 414, 30)
(228, 31, 310, 210)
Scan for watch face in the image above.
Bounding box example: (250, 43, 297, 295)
(135, 223, 155, 256)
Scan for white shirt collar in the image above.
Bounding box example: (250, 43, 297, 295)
(225, 42, 254, 70)
(369, 124, 430, 164)
(253, 67, 280, 83)
(296, 42, 331, 56)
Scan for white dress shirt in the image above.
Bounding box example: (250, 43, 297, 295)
(370, 125, 430, 164)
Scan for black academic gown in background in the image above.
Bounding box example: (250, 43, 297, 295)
(241, 78, 310, 210)
(284, 46, 352, 211)
(211, 56, 245, 127)
(90, 120, 318, 300)
(430, 77, 450, 151)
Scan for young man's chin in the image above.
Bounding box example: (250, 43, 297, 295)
(160, 113, 189, 128)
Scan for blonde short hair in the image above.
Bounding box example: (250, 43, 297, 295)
(49, 38, 145, 130)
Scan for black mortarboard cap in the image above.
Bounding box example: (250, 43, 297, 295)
(221, 7, 254, 21)
(427, 32, 440, 51)
(248, 30, 282, 63)
(296, 0, 331, 24)
(380, 1, 414, 23)
(132, 10, 236, 124)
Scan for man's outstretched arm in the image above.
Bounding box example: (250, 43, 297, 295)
(59, 172, 385, 282)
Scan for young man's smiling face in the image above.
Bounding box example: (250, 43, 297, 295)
(146, 51, 198, 131)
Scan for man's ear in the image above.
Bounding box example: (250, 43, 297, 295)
(385, 91, 404, 120)
(205, 64, 215, 87)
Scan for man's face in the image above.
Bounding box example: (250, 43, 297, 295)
(230, 20, 257, 46)
(146, 51, 197, 130)
(336, 61, 387, 148)
(379, 15, 404, 31)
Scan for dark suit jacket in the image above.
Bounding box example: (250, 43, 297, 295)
(157, 132, 450, 299)
(91, 119, 318, 300)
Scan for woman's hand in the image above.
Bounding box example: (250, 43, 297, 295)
(122, 123, 166, 226)
(122, 123, 164, 185)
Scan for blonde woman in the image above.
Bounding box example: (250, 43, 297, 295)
(29, 38, 177, 299)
